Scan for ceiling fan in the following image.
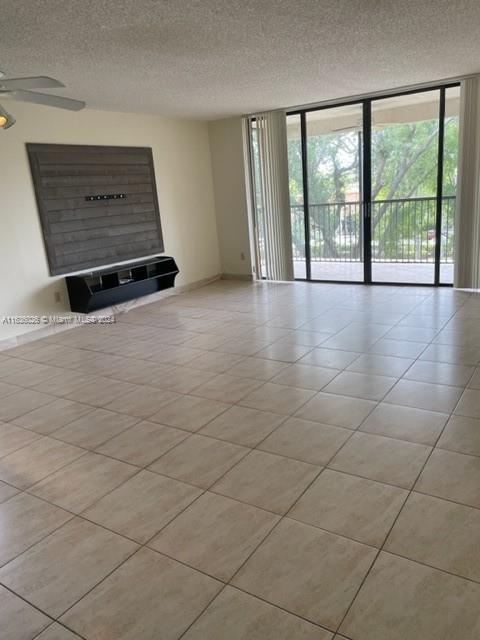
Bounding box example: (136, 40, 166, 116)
(0, 74, 86, 129)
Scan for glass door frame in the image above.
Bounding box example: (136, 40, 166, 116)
(287, 81, 460, 287)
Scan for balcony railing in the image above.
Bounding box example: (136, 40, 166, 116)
(290, 196, 455, 263)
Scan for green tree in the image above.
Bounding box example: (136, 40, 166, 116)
(287, 116, 459, 261)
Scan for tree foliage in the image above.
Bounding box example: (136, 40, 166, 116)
(287, 116, 459, 260)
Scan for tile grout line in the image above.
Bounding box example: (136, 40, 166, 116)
(181, 327, 410, 633)
(4, 348, 342, 635)
(333, 353, 480, 635)
(0, 284, 478, 637)
(328, 293, 474, 633)
(30, 618, 87, 640)
(176, 370, 390, 639)
(13, 362, 318, 632)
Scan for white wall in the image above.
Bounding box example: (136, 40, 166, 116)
(0, 102, 221, 339)
(208, 117, 252, 277)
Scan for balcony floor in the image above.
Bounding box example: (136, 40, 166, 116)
(294, 261, 454, 284)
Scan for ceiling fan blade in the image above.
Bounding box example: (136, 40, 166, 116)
(8, 89, 85, 111)
(0, 76, 65, 90)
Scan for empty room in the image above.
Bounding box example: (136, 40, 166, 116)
(1, 1, 480, 639)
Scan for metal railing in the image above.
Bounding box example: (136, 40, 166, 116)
(291, 196, 455, 263)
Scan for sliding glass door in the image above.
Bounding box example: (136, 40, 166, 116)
(288, 104, 364, 281)
(440, 85, 460, 284)
(286, 83, 460, 285)
(371, 90, 440, 284)
(306, 104, 364, 281)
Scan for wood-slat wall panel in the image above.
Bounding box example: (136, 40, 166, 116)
(56, 240, 162, 270)
(27, 144, 164, 275)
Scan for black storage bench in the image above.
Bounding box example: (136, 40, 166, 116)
(66, 256, 179, 313)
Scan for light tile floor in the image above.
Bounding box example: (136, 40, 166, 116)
(0, 279, 480, 639)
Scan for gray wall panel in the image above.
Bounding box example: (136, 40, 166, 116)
(27, 144, 164, 275)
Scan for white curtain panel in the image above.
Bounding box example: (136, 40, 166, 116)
(252, 111, 294, 281)
(455, 77, 480, 289)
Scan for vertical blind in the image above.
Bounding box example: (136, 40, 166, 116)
(455, 77, 480, 289)
(246, 111, 294, 281)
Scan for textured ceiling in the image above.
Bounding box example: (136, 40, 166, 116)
(1, 0, 479, 120)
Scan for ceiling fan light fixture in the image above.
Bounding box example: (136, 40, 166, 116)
(0, 104, 15, 129)
(0, 74, 85, 120)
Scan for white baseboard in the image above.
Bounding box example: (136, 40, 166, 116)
(221, 273, 254, 281)
(0, 273, 222, 351)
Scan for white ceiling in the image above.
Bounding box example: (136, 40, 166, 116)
(1, 0, 479, 120)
